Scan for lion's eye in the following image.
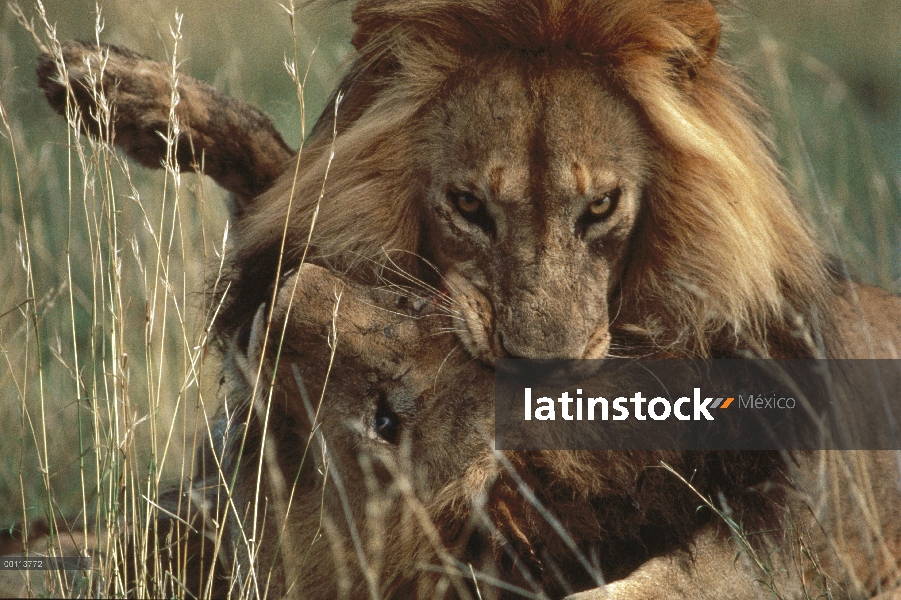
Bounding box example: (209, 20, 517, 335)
(453, 192, 482, 214)
(587, 189, 620, 219)
(375, 413, 399, 443)
(448, 191, 496, 238)
(576, 188, 622, 238)
(374, 392, 401, 445)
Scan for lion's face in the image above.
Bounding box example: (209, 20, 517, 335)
(419, 57, 651, 362)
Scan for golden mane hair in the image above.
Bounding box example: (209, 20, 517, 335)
(221, 0, 833, 358)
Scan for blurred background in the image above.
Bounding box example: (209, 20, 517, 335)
(0, 0, 899, 536)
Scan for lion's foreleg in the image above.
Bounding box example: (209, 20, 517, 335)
(565, 525, 801, 600)
(37, 40, 294, 213)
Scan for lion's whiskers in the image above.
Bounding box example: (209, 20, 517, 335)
(337, 250, 470, 322)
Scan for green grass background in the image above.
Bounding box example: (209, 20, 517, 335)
(0, 0, 899, 561)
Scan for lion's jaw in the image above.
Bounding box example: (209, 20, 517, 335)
(419, 56, 650, 362)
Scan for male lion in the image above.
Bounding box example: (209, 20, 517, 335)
(221, 0, 840, 363)
(36, 0, 901, 599)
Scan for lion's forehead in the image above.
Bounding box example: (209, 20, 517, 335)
(425, 59, 649, 208)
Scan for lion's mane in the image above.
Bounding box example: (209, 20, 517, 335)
(219, 0, 834, 358)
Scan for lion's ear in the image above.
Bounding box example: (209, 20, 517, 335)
(671, 0, 721, 78)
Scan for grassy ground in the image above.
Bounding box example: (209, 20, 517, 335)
(0, 0, 348, 535)
(0, 0, 899, 597)
(0, 3, 347, 595)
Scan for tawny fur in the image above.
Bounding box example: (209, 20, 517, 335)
(219, 0, 834, 361)
(33, 3, 901, 599)
(152, 267, 901, 600)
(37, 40, 293, 214)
